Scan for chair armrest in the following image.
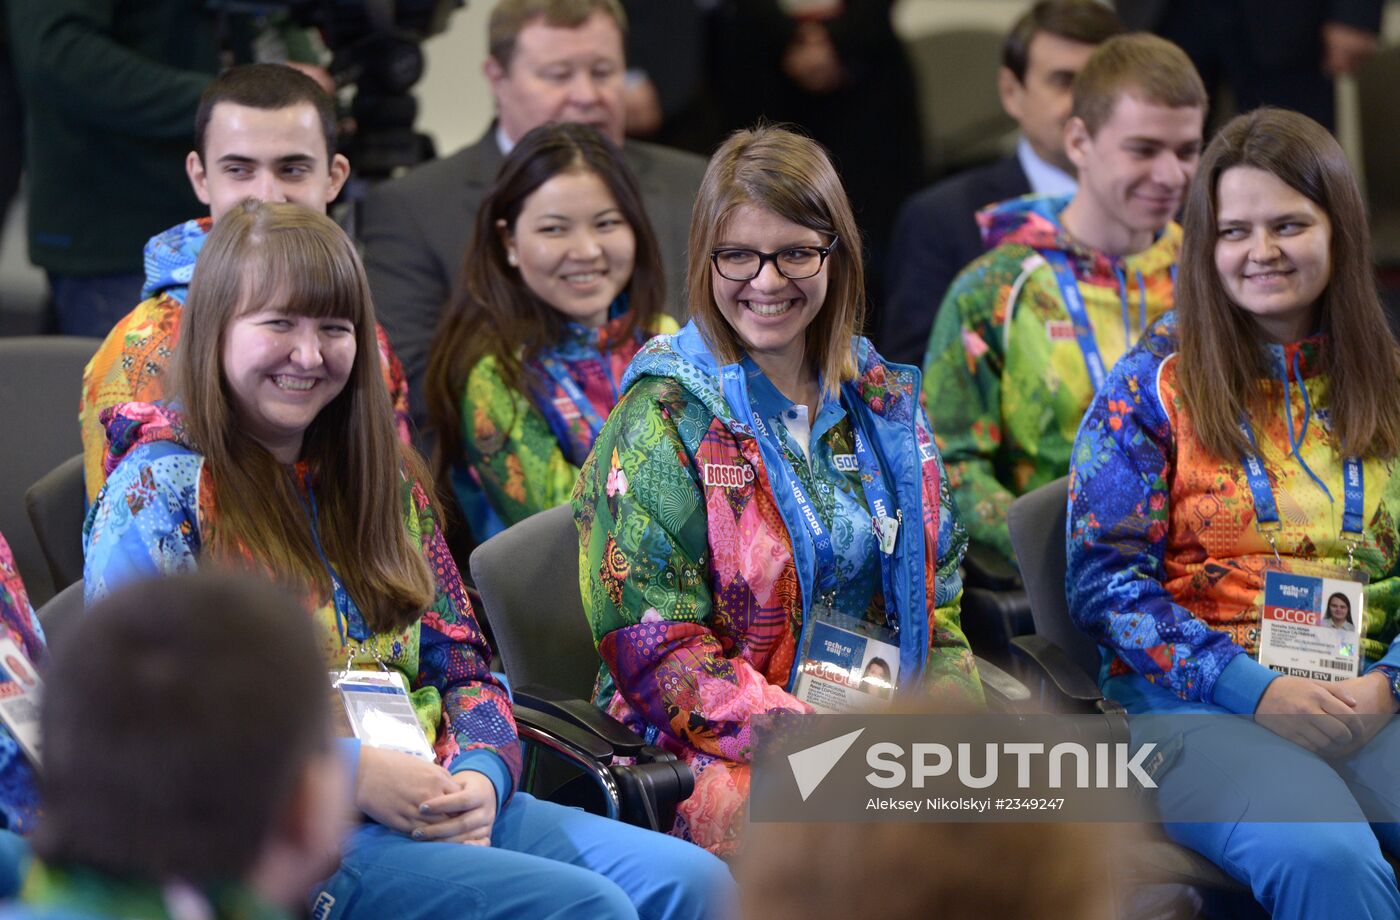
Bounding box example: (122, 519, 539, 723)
(515, 684, 660, 760)
(512, 695, 694, 832)
(974, 654, 1031, 709)
(963, 540, 1023, 591)
(1010, 634, 1106, 705)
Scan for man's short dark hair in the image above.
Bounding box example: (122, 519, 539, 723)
(1002, 1, 1126, 83)
(194, 63, 338, 163)
(33, 573, 331, 884)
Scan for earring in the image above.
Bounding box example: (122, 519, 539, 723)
(507, 250, 519, 267)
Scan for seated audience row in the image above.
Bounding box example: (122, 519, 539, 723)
(19, 2, 1399, 917)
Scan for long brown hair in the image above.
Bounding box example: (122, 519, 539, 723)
(686, 125, 865, 396)
(425, 121, 664, 481)
(173, 199, 434, 633)
(1177, 107, 1400, 461)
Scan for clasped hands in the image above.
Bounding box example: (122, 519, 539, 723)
(1256, 672, 1398, 758)
(355, 746, 498, 846)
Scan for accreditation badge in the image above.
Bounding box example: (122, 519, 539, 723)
(0, 637, 41, 766)
(1258, 565, 1368, 682)
(329, 668, 435, 761)
(793, 609, 900, 713)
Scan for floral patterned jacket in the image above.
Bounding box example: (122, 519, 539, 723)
(573, 322, 978, 851)
(1068, 314, 1400, 713)
(0, 532, 43, 833)
(79, 218, 414, 501)
(457, 305, 676, 539)
(82, 402, 520, 801)
(922, 193, 1180, 561)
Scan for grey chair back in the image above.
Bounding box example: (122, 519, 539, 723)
(1007, 477, 1101, 677)
(905, 28, 1016, 175)
(0, 337, 100, 605)
(469, 503, 601, 698)
(25, 454, 86, 593)
(35, 579, 84, 655)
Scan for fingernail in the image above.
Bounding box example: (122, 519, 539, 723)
(411, 828, 424, 840)
(419, 803, 431, 815)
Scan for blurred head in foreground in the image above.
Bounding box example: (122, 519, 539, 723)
(34, 572, 348, 908)
(739, 821, 1122, 920)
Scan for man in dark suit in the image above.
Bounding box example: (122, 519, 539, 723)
(1117, 0, 1382, 132)
(358, 0, 706, 428)
(879, 1, 1123, 367)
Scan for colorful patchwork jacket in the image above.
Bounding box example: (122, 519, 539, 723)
(922, 193, 1180, 561)
(82, 402, 520, 803)
(79, 218, 414, 500)
(0, 532, 43, 834)
(1067, 314, 1400, 713)
(458, 303, 676, 538)
(574, 321, 979, 854)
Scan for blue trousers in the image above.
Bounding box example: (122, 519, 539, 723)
(1108, 673, 1400, 920)
(314, 793, 734, 920)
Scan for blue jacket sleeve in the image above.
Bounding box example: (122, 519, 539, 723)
(1066, 343, 1276, 712)
(82, 444, 202, 604)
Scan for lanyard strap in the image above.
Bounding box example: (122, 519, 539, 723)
(292, 471, 369, 645)
(725, 363, 900, 604)
(748, 407, 840, 598)
(850, 418, 897, 532)
(1040, 249, 1107, 392)
(1237, 418, 1365, 554)
(535, 353, 616, 438)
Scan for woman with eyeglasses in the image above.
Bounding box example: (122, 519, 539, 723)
(425, 123, 674, 541)
(573, 126, 981, 857)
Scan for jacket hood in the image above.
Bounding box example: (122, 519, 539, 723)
(621, 320, 922, 433)
(98, 401, 193, 478)
(141, 218, 212, 303)
(975, 193, 1181, 285)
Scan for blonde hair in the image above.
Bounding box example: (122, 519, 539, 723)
(687, 125, 865, 394)
(173, 199, 434, 633)
(1071, 33, 1207, 136)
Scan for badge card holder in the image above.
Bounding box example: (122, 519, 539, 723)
(1258, 564, 1367, 682)
(0, 638, 42, 766)
(1242, 430, 1370, 683)
(793, 610, 901, 713)
(329, 662, 435, 761)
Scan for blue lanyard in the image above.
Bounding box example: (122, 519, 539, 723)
(532, 353, 620, 466)
(1237, 418, 1365, 556)
(748, 402, 840, 599)
(722, 363, 899, 607)
(1041, 249, 1108, 392)
(292, 470, 370, 645)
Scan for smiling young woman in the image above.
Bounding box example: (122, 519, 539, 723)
(574, 125, 981, 857)
(1067, 108, 1400, 920)
(425, 121, 671, 541)
(83, 199, 731, 920)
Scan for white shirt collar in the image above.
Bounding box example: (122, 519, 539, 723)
(1017, 137, 1077, 199)
(496, 124, 516, 156)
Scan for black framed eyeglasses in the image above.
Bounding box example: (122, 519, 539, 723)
(709, 237, 839, 282)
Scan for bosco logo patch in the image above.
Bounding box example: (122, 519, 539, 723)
(704, 463, 756, 488)
(1045, 319, 1076, 341)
